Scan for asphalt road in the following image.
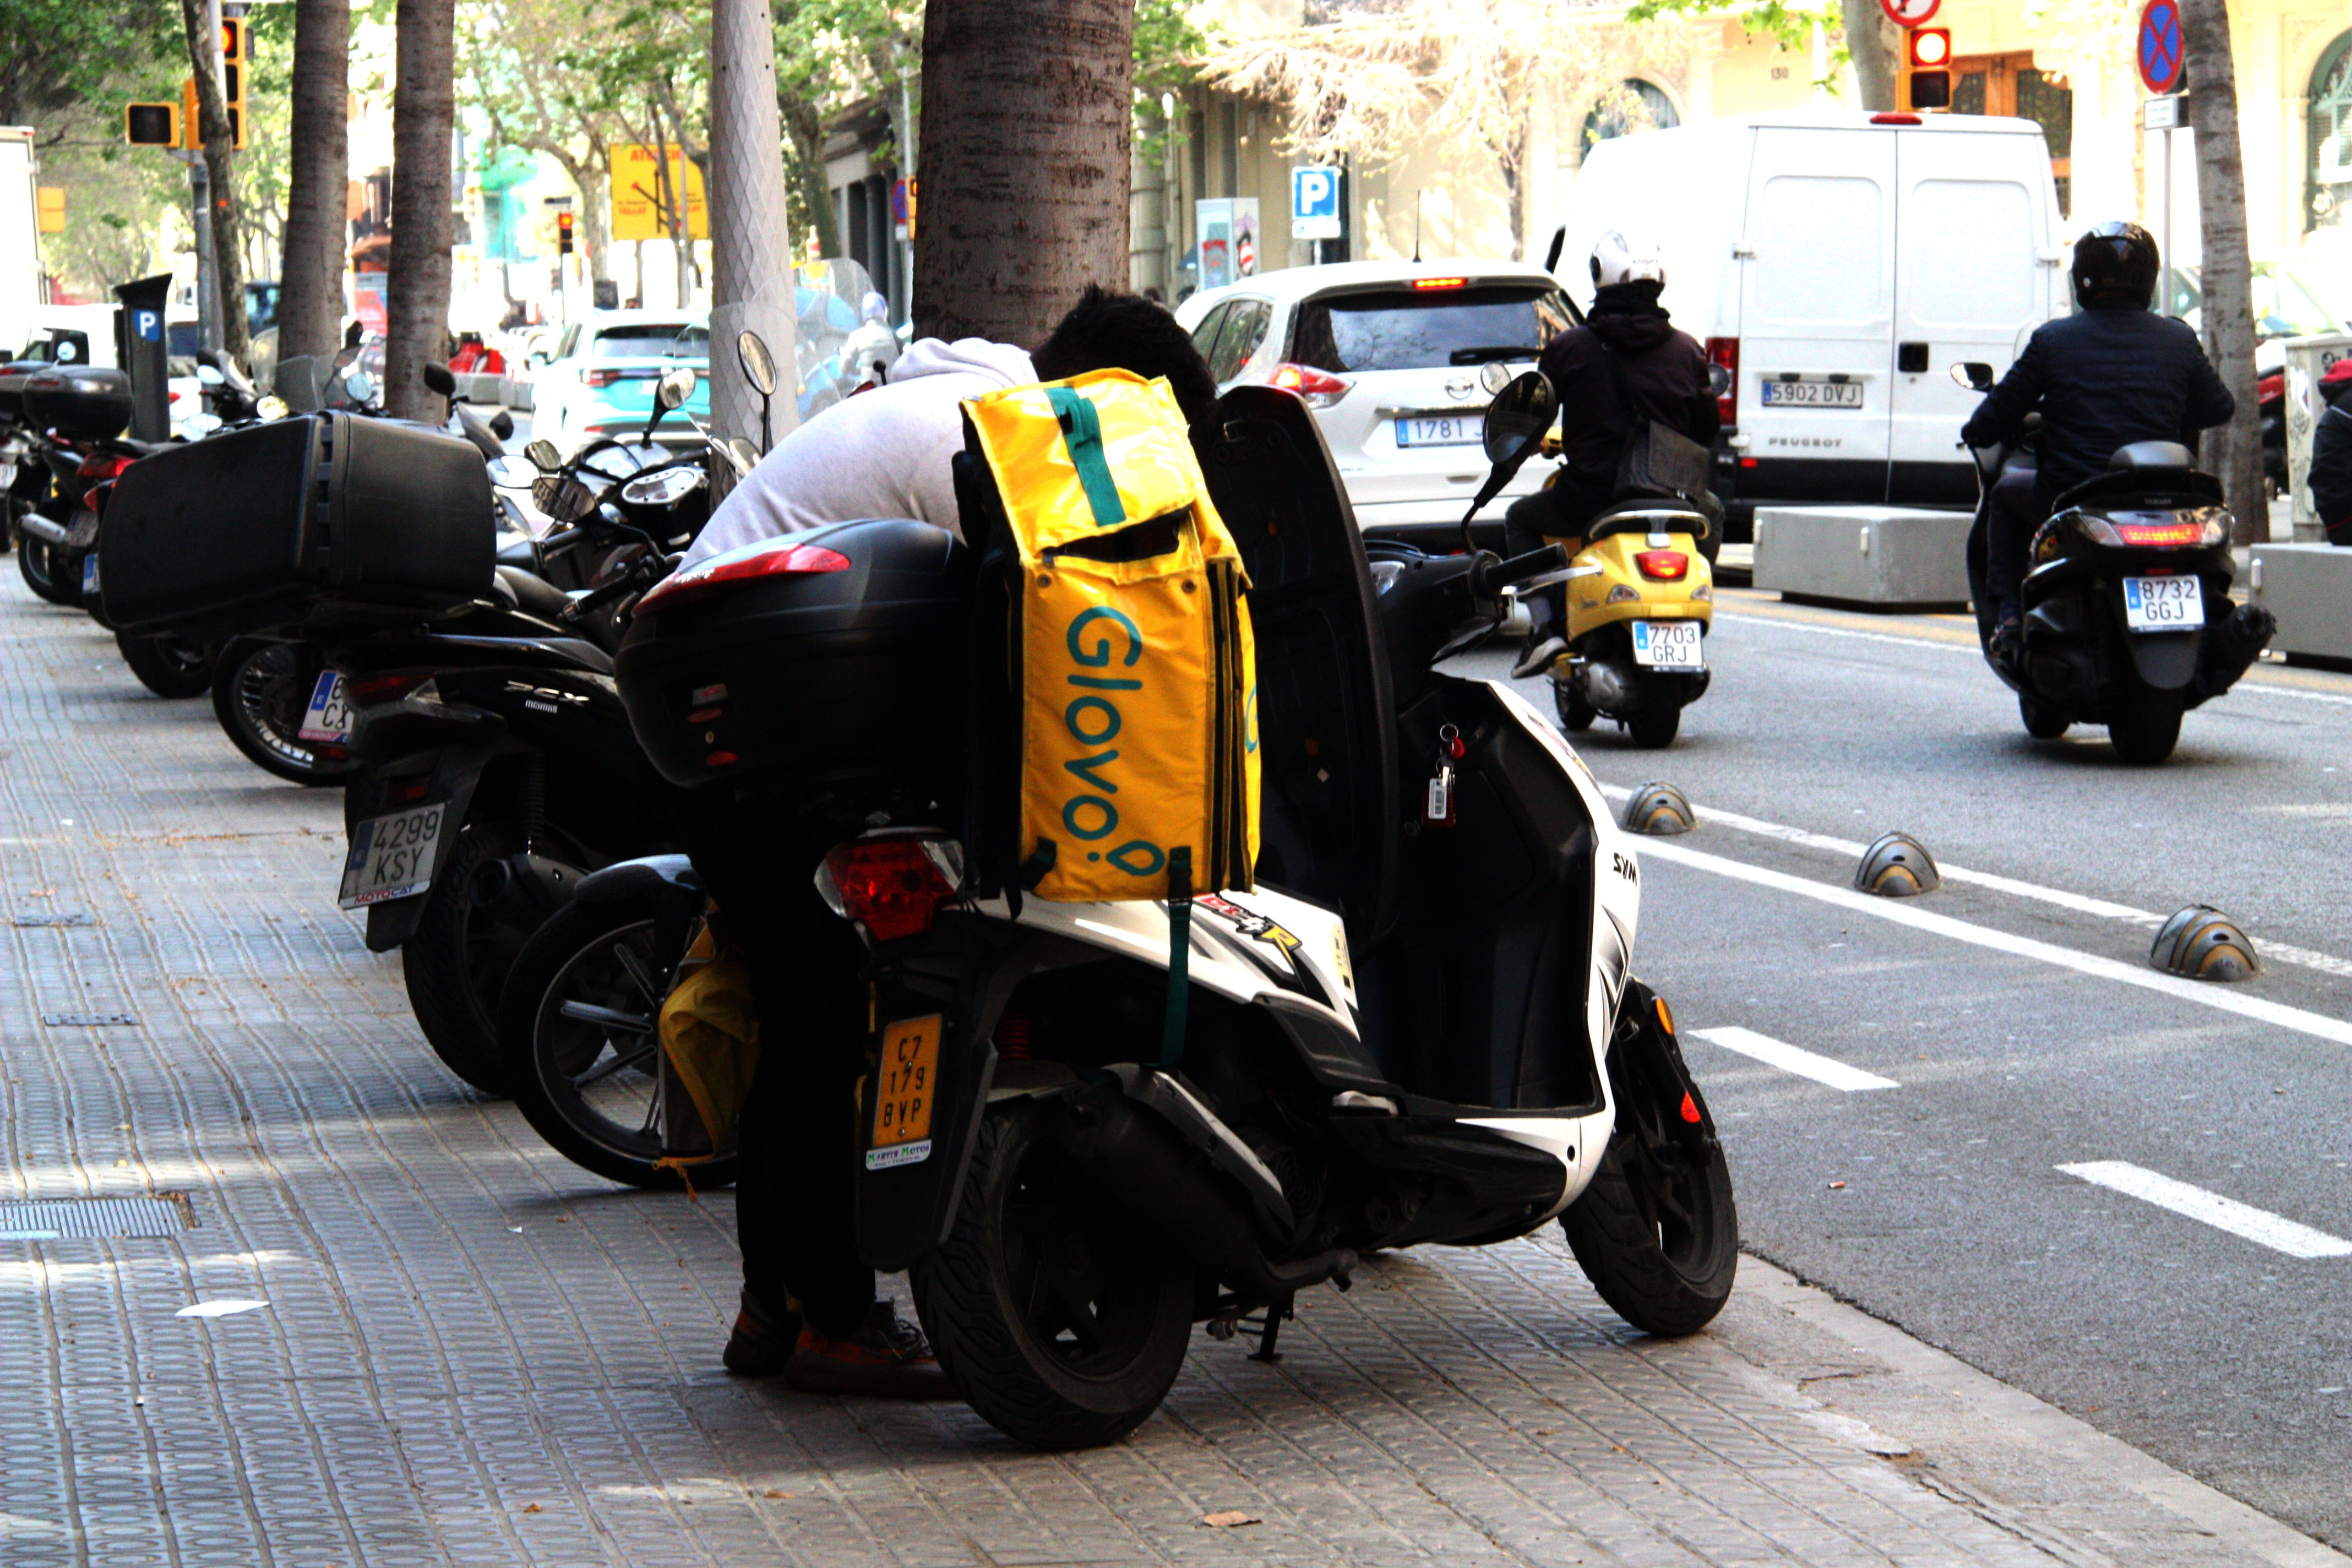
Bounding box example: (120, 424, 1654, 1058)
(1483, 589, 2352, 1549)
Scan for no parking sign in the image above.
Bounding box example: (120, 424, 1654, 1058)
(2137, 0, 2185, 95)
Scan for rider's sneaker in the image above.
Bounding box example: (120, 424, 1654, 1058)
(1511, 633, 1569, 680)
(783, 1301, 955, 1399)
(721, 1292, 803, 1379)
(1990, 604, 2023, 666)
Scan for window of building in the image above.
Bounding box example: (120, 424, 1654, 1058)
(1948, 53, 2072, 215)
(2310, 30, 2352, 232)
(1581, 80, 1679, 155)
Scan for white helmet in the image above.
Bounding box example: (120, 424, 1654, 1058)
(1590, 231, 1668, 291)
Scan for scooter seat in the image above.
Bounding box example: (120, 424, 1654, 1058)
(1584, 499, 1709, 545)
(493, 564, 575, 624)
(2107, 440, 2195, 473)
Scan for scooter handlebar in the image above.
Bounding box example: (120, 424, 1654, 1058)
(1475, 544, 1569, 597)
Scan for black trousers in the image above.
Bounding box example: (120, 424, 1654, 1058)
(1985, 467, 2045, 614)
(669, 794, 875, 1336)
(1503, 480, 1609, 632)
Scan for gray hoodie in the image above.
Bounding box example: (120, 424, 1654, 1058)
(683, 336, 1037, 565)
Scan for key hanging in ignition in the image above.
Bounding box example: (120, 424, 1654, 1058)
(1425, 723, 1465, 826)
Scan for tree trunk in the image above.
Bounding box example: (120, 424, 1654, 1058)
(2179, 0, 2263, 540)
(710, 0, 798, 456)
(180, 0, 251, 364)
(1842, 0, 1901, 113)
(781, 99, 841, 258)
(278, 0, 351, 368)
(913, 0, 1134, 344)
(386, 0, 456, 421)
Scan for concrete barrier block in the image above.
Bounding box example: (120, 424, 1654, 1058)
(498, 376, 536, 411)
(1752, 506, 1974, 611)
(2248, 541, 2352, 663)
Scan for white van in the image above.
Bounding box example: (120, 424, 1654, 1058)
(1559, 112, 2067, 530)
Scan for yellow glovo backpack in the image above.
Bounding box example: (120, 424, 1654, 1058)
(960, 369, 1259, 1047)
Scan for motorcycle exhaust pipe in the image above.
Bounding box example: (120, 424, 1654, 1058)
(2202, 602, 2276, 694)
(1058, 1082, 1352, 1302)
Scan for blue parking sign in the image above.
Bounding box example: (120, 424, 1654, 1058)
(1292, 166, 1341, 241)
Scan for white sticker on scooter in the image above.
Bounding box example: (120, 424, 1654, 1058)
(865, 1140, 932, 1171)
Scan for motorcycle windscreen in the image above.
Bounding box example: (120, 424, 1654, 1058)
(1202, 386, 1399, 939)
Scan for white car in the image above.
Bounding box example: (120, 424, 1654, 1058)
(527, 309, 712, 455)
(1176, 260, 1576, 542)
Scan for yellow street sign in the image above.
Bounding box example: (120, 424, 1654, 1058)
(609, 145, 707, 241)
(36, 187, 64, 233)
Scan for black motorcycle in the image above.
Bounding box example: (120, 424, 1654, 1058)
(1957, 364, 2275, 764)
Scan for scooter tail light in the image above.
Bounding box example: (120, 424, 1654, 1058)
(1705, 336, 1738, 429)
(348, 672, 439, 707)
(1268, 363, 1352, 406)
(1634, 549, 1689, 581)
(635, 540, 852, 612)
(817, 837, 962, 943)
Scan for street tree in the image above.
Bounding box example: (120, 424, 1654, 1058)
(0, 0, 178, 140)
(912, 0, 1135, 344)
(2178, 0, 2263, 538)
(388, 0, 457, 421)
(1207, 0, 1700, 261)
(278, 0, 349, 367)
(1623, 0, 1885, 104)
(179, 0, 250, 363)
(460, 0, 630, 288)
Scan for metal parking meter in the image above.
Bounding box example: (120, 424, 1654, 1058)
(113, 274, 173, 441)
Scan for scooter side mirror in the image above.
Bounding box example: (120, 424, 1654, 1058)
(736, 330, 777, 398)
(656, 365, 698, 411)
(422, 362, 457, 396)
(1952, 361, 1996, 392)
(1543, 225, 1566, 275)
(525, 438, 562, 472)
(1457, 369, 1559, 553)
(489, 410, 515, 440)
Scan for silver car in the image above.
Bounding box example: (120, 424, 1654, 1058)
(1176, 260, 1577, 542)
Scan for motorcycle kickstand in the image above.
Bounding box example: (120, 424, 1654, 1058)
(1248, 1294, 1295, 1362)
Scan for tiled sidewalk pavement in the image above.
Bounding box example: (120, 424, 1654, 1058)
(2, 576, 2340, 1568)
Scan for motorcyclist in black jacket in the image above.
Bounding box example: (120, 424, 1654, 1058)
(1961, 222, 2234, 651)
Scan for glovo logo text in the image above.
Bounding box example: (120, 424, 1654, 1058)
(1058, 605, 1167, 878)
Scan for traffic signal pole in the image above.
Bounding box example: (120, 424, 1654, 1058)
(183, 150, 220, 353)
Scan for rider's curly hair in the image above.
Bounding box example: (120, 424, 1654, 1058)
(1031, 286, 1219, 437)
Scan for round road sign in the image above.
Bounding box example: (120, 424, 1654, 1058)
(1881, 0, 1939, 28)
(2137, 0, 2185, 95)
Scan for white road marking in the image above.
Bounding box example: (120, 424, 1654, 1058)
(1599, 785, 2352, 980)
(1690, 1026, 1898, 1092)
(1636, 838, 2352, 1049)
(2056, 1161, 2352, 1259)
(1717, 604, 2352, 709)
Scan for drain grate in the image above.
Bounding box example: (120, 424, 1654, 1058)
(13, 912, 94, 927)
(41, 1011, 138, 1027)
(0, 1194, 194, 1241)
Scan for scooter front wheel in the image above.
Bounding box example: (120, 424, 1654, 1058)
(911, 1097, 1195, 1450)
(1554, 680, 1595, 733)
(1563, 988, 1738, 1336)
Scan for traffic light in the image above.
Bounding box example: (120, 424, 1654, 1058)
(1908, 28, 1952, 111)
(557, 211, 575, 254)
(220, 18, 247, 149)
(126, 102, 180, 147)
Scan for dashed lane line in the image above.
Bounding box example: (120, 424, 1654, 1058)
(1688, 1026, 1898, 1091)
(1597, 784, 2352, 981)
(1635, 837, 2352, 1050)
(2056, 1161, 2352, 1260)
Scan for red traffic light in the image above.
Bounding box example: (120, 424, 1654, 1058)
(557, 211, 575, 254)
(1909, 26, 1951, 66)
(220, 17, 245, 62)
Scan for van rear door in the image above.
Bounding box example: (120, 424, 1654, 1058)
(1734, 126, 1897, 505)
(1887, 126, 2055, 505)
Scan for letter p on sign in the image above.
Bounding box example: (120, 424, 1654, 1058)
(1293, 166, 1342, 241)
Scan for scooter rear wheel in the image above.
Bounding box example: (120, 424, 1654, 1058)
(1625, 705, 1681, 749)
(18, 532, 77, 606)
(912, 1097, 1195, 1450)
(2107, 686, 2184, 765)
(116, 629, 217, 699)
(1563, 993, 1738, 1336)
(211, 640, 363, 785)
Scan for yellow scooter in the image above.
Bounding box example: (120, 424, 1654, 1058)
(1543, 489, 1714, 748)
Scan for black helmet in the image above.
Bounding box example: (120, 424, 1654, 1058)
(2071, 221, 2159, 308)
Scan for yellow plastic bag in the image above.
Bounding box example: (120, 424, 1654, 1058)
(656, 924, 760, 1164)
(964, 369, 1259, 902)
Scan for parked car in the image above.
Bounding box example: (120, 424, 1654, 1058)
(1175, 260, 1576, 543)
(1559, 111, 2070, 536)
(529, 311, 712, 454)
